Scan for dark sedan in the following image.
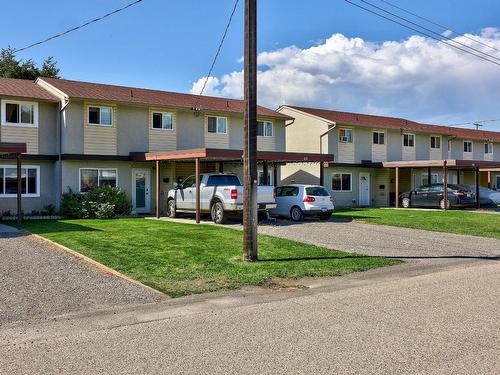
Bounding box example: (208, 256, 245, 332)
(400, 183, 475, 209)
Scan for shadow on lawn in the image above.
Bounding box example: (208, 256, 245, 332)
(25, 221, 102, 234)
(259, 255, 375, 262)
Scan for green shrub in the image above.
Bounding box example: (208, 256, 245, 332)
(84, 186, 132, 216)
(41, 204, 56, 216)
(60, 188, 84, 219)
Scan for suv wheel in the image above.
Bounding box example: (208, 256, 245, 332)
(290, 206, 304, 222)
(439, 199, 451, 210)
(167, 199, 177, 218)
(401, 197, 411, 208)
(211, 201, 227, 224)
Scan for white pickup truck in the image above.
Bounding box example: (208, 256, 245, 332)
(166, 173, 276, 224)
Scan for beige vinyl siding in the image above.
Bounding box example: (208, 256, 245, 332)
(257, 119, 277, 151)
(1, 126, 38, 153)
(83, 103, 117, 155)
(204, 115, 229, 149)
(338, 128, 355, 163)
(148, 109, 177, 151)
(373, 169, 390, 207)
(371, 130, 387, 162)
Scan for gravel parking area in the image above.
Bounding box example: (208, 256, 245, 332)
(257, 219, 500, 259)
(0, 233, 159, 325)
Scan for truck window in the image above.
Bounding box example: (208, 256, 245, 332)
(182, 176, 195, 189)
(206, 175, 242, 186)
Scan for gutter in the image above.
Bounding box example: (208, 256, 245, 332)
(58, 99, 70, 206)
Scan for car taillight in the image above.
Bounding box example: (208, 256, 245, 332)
(231, 189, 238, 200)
(303, 196, 316, 203)
(453, 191, 464, 196)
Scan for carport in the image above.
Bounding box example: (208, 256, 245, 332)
(131, 147, 334, 223)
(0, 142, 27, 229)
(384, 159, 500, 209)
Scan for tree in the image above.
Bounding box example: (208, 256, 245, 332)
(0, 47, 60, 79)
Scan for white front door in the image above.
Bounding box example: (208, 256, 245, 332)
(132, 169, 151, 213)
(359, 173, 370, 206)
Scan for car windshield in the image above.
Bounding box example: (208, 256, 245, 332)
(305, 187, 330, 196)
(206, 175, 242, 186)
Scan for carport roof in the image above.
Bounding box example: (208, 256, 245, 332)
(130, 148, 334, 163)
(383, 159, 500, 169)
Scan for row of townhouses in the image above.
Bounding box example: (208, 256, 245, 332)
(1, 76, 500, 214)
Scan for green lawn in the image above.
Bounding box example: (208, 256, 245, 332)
(333, 208, 500, 239)
(20, 218, 398, 297)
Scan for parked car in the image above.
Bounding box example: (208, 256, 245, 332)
(458, 184, 500, 206)
(400, 183, 475, 209)
(270, 185, 334, 221)
(166, 173, 276, 224)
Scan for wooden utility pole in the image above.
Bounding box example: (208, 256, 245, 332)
(243, 0, 258, 261)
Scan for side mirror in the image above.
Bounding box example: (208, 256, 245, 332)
(174, 183, 183, 190)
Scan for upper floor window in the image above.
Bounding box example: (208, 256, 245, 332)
(372, 131, 385, 145)
(339, 128, 353, 143)
(207, 116, 227, 134)
(402, 133, 415, 147)
(80, 168, 117, 193)
(484, 143, 493, 154)
(1, 100, 38, 127)
(152, 111, 173, 130)
(430, 136, 441, 149)
(88, 106, 112, 126)
(463, 141, 473, 153)
(332, 172, 352, 191)
(0, 165, 39, 197)
(257, 121, 273, 137)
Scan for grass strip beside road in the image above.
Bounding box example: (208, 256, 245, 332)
(20, 218, 398, 297)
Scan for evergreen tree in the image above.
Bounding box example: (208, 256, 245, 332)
(0, 47, 60, 79)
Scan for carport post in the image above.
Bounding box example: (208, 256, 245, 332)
(427, 167, 431, 185)
(262, 160, 269, 185)
(16, 153, 22, 230)
(273, 164, 278, 187)
(443, 161, 448, 210)
(195, 157, 201, 224)
(475, 167, 480, 209)
(155, 160, 160, 219)
(395, 167, 399, 208)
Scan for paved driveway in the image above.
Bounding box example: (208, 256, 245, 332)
(0, 232, 159, 325)
(257, 219, 500, 259)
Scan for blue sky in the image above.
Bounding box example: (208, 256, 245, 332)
(3, 0, 500, 129)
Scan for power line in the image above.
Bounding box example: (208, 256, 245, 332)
(447, 118, 500, 127)
(13, 0, 144, 53)
(344, 0, 500, 67)
(195, 0, 240, 100)
(359, 0, 500, 64)
(380, 0, 500, 53)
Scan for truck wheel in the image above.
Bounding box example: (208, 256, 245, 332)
(402, 198, 411, 208)
(258, 211, 268, 222)
(211, 201, 227, 224)
(167, 199, 177, 218)
(290, 206, 304, 222)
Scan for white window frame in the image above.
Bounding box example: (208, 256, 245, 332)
(421, 173, 439, 186)
(79, 168, 118, 193)
(207, 116, 228, 134)
(151, 111, 174, 131)
(430, 135, 441, 149)
(0, 165, 40, 198)
(87, 105, 113, 126)
(0, 99, 39, 127)
(331, 172, 352, 192)
(257, 120, 273, 137)
(372, 131, 385, 145)
(484, 142, 493, 154)
(463, 140, 473, 153)
(338, 128, 353, 144)
(402, 133, 415, 148)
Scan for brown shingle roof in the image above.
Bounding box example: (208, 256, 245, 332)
(40, 77, 291, 120)
(287, 105, 500, 142)
(0, 78, 59, 102)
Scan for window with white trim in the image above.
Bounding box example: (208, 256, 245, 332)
(331, 173, 352, 191)
(373, 131, 385, 145)
(207, 116, 227, 134)
(88, 106, 112, 126)
(257, 121, 273, 137)
(484, 142, 493, 154)
(79, 168, 117, 192)
(463, 141, 473, 153)
(0, 166, 39, 197)
(403, 133, 415, 147)
(1, 100, 38, 127)
(430, 136, 441, 149)
(339, 128, 353, 143)
(152, 111, 173, 130)
(421, 173, 439, 186)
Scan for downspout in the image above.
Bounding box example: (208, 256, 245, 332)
(58, 99, 70, 204)
(319, 122, 337, 186)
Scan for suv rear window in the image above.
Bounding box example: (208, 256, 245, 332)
(276, 186, 299, 197)
(305, 187, 330, 196)
(206, 175, 241, 186)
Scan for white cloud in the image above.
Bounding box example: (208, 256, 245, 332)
(190, 29, 500, 129)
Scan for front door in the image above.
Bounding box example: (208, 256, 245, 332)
(132, 169, 151, 213)
(359, 173, 370, 206)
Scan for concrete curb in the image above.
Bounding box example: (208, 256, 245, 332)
(27, 232, 168, 300)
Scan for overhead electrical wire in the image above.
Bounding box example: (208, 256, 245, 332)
(13, 0, 144, 53)
(447, 118, 500, 128)
(380, 0, 500, 53)
(344, 0, 500, 67)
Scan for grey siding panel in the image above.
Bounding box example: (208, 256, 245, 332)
(38, 102, 59, 155)
(415, 134, 429, 160)
(386, 130, 402, 161)
(62, 101, 84, 154)
(118, 105, 149, 154)
(176, 112, 204, 149)
(355, 127, 371, 162)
